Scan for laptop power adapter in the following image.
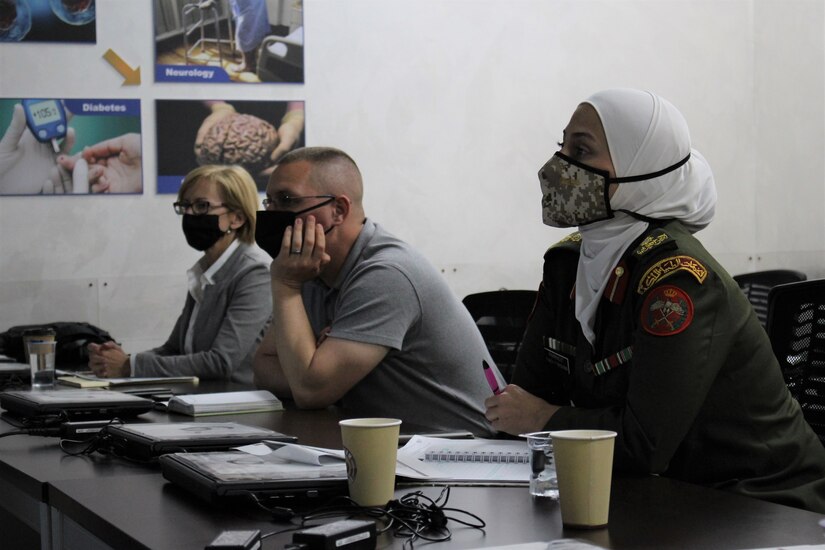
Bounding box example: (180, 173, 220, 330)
(205, 529, 261, 550)
(289, 519, 376, 550)
(61, 420, 113, 439)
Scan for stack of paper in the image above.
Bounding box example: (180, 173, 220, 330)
(166, 390, 283, 416)
(57, 372, 199, 389)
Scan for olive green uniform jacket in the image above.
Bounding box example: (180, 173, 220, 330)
(514, 220, 825, 512)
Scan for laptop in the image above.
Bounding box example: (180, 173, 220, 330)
(0, 361, 30, 389)
(0, 389, 154, 421)
(103, 422, 298, 461)
(159, 449, 348, 505)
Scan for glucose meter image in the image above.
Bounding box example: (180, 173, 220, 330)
(22, 98, 67, 152)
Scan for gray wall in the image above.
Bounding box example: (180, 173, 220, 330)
(1, 0, 823, 353)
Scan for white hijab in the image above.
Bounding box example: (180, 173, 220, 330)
(574, 89, 717, 345)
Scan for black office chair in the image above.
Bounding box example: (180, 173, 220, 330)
(462, 290, 538, 383)
(766, 278, 825, 444)
(733, 269, 807, 327)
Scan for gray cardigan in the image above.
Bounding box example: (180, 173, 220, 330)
(133, 242, 271, 384)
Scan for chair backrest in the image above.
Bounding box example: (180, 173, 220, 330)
(766, 278, 825, 444)
(733, 269, 807, 327)
(462, 290, 538, 383)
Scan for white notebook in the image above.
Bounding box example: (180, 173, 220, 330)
(396, 435, 532, 484)
(165, 390, 283, 417)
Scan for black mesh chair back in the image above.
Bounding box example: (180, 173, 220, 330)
(462, 290, 538, 383)
(733, 269, 807, 327)
(766, 279, 825, 444)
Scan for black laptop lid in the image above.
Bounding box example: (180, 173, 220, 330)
(104, 422, 298, 460)
(0, 389, 154, 420)
(159, 450, 348, 504)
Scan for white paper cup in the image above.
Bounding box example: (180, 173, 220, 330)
(549, 429, 617, 528)
(339, 418, 401, 507)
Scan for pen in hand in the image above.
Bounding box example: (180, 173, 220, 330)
(483, 360, 501, 395)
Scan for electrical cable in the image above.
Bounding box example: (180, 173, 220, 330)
(259, 487, 485, 549)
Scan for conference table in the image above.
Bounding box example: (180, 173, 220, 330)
(2, 382, 825, 550)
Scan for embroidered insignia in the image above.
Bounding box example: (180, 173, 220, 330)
(641, 285, 694, 336)
(634, 233, 670, 256)
(591, 346, 633, 376)
(559, 232, 582, 244)
(636, 255, 707, 294)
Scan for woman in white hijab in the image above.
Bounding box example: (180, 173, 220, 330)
(485, 89, 825, 513)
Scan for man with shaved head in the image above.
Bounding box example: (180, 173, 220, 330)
(253, 147, 498, 436)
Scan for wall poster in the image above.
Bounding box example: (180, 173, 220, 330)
(0, 98, 142, 195)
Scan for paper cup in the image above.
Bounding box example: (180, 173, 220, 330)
(549, 429, 617, 528)
(339, 418, 401, 507)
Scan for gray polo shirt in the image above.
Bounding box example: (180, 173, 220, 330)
(302, 219, 498, 436)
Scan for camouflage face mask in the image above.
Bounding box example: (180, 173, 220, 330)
(538, 152, 613, 228)
(538, 151, 692, 228)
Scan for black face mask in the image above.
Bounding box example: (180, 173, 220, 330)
(255, 198, 335, 259)
(182, 214, 225, 251)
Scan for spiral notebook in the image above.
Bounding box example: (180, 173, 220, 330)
(395, 435, 533, 485)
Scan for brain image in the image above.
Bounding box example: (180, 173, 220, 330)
(196, 114, 279, 175)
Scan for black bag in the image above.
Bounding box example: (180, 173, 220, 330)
(0, 322, 115, 369)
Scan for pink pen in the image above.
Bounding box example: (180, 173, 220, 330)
(483, 360, 501, 395)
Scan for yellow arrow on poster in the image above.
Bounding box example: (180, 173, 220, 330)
(103, 49, 141, 86)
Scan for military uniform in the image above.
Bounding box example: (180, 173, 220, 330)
(514, 219, 825, 512)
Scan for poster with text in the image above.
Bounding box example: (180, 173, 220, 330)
(154, 0, 304, 84)
(155, 99, 305, 193)
(0, 98, 142, 195)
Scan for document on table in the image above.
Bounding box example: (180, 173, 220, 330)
(396, 435, 532, 485)
(57, 371, 198, 389)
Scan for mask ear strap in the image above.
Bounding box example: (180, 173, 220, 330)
(295, 197, 336, 216)
(614, 209, 664, 225)
(608, 153, 691, 184)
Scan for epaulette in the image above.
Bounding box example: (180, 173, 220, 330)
(552, 232, 582, 249)
(632, 228, 676, 258)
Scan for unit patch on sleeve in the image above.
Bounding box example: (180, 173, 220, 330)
(636, 255, 707, 294)
(641, 285, 694, 336)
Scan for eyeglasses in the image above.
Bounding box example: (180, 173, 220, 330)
(172, 200, 229, 215)
(262, 194, 336, 210)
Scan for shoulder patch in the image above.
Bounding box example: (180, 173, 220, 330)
(636, 255, 707, 294)
(641, 285, 694, 336)
(633, 229, 672, 258)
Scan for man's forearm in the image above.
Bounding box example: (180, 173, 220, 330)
(270, 283, 324, 406)
(252, 328, 293, 398)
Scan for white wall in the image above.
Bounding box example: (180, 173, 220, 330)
(1, 0, 823, 352)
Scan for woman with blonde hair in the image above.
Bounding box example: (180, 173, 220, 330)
(88, 165, 271, 383)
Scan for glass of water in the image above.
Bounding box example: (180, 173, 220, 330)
(522, 431, 559, 499)
(27, 340, 56, 389)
